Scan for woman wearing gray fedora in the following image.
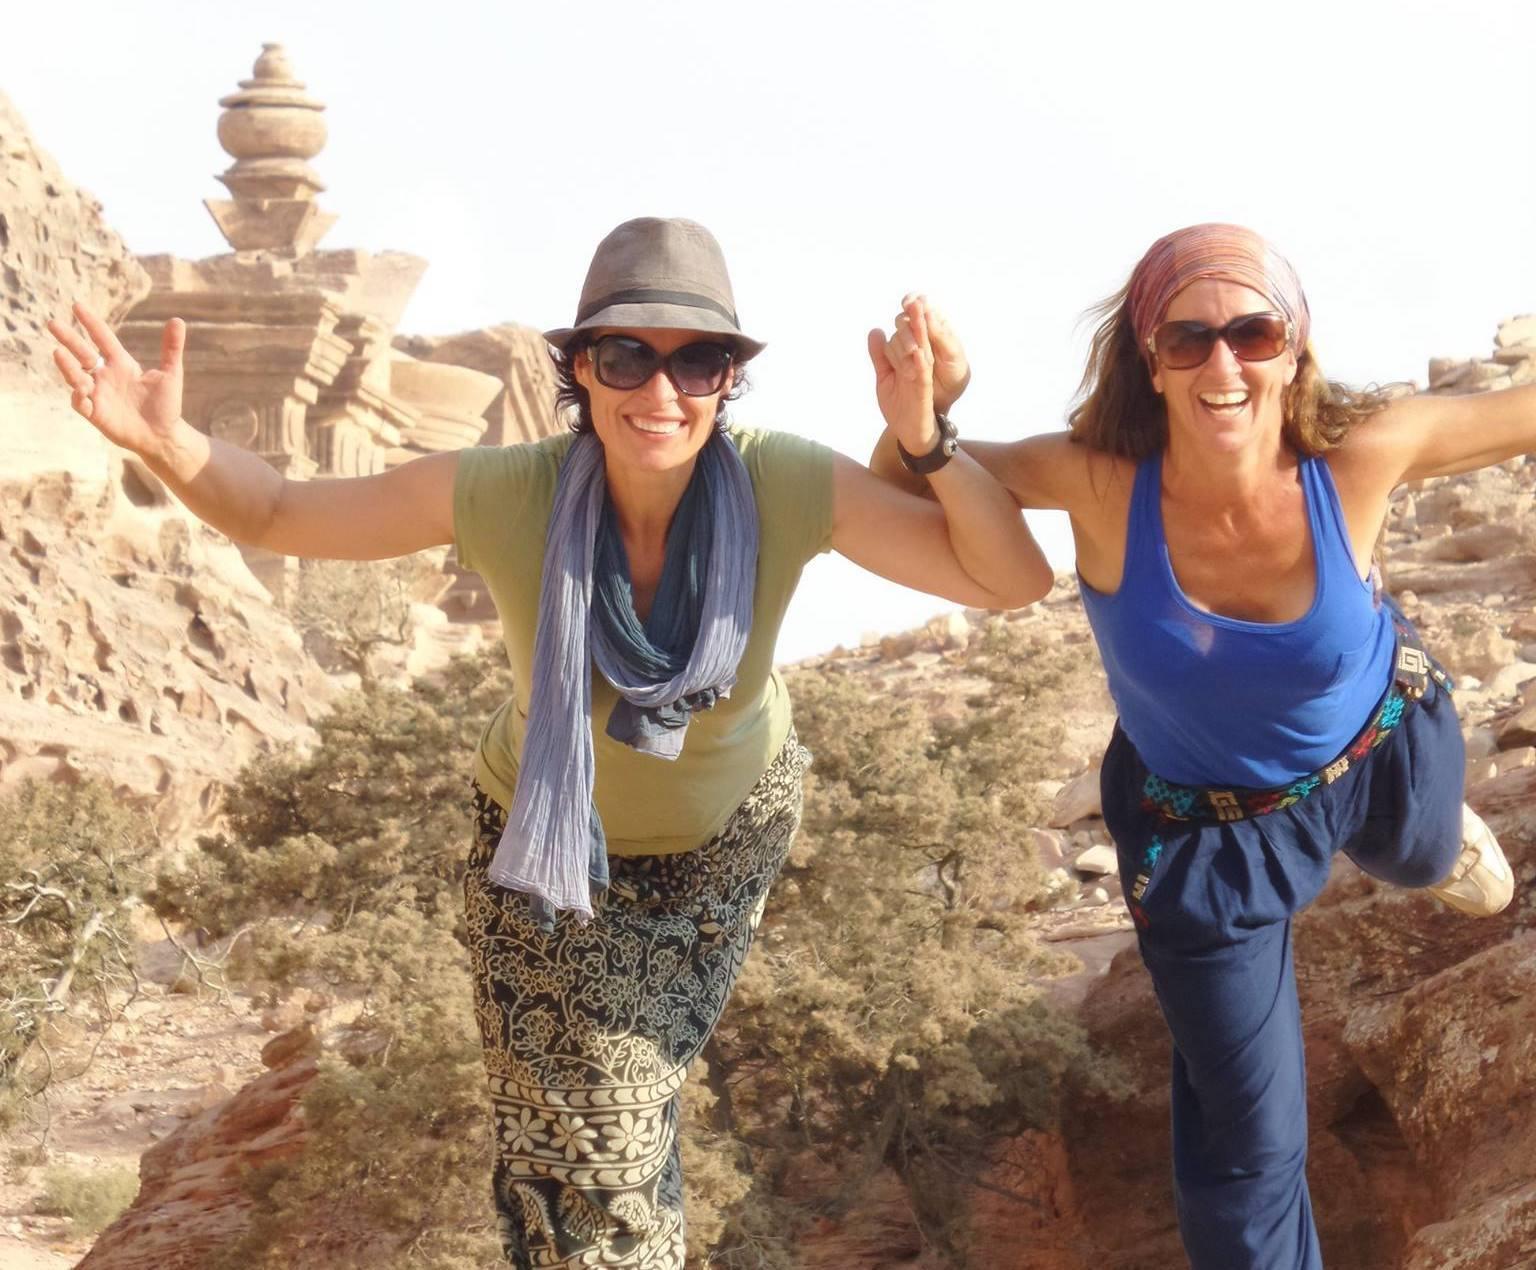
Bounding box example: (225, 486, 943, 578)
(48, 215, 1051, 1268)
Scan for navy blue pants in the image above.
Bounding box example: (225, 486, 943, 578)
(1099, 674, 1464, 1270)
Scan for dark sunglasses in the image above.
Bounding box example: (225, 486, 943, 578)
(1146, 312, 1292, 371)
(588, 335, 734, 397)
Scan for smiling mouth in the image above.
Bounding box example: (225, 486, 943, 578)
(626, 416, 684, 436)
(1198, 390, 1250, 414)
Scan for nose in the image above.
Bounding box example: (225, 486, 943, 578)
(1205, 334, 1244, 376)
(636, 364, 681, 402)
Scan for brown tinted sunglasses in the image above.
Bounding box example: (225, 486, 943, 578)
(1147, 312, 1292, 370)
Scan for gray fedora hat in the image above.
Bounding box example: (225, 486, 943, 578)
(543, 217, 766, 361)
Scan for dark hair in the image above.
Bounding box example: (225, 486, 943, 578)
(1067, 283, 1395, 460)
(550, 334, 752, 435)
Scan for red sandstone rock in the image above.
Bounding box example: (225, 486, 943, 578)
(75, 1045, 318, 1270)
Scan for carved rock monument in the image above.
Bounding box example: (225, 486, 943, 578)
(117, 44, 558, 601)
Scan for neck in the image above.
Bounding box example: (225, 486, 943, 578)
(1162, 426, 1293, 505)
(605, 454, 699, 549)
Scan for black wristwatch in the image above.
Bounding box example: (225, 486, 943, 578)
(896, 411, 959, 475)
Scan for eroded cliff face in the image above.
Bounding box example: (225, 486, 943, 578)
(1, 90, 150, 391)
(0, 94, 336, 838)
(0, 448, 337, 839)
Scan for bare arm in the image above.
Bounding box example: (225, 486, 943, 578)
(48, 303, 455, 559)
(831, 452, 1052, 608)
(836, 298, 1052, 608)
(1347, 383, 1536, 486)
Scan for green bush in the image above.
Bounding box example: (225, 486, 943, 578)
(37, 1161, 140, 1235)
(703, 619, 1127, 1260)
(170, 625, 1124, 1267)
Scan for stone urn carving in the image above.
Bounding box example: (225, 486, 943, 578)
(206, 43, 336, 254)
(388, 357, 500, 451)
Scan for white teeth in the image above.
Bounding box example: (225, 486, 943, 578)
(1199, 391, 1248, 406)
(630, 419, 681, 434)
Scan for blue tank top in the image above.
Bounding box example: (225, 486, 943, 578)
(1079, 451, 1395, 787)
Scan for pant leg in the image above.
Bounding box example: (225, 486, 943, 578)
(1342, 677, 1464, 889)
(1102, 728, 1328, 1270)
(1142, 924, 1322, 1270)
(464, 737, 810, 1269)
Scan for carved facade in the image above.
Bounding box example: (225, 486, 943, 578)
(117, 44, 558, 603)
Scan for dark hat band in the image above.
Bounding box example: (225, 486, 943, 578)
(575, 287, 739, 327)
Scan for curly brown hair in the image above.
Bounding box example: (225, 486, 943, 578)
(1066, 283, 1395, 460)
(550, 334, 751, 435)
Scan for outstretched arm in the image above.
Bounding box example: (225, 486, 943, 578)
(48, 303, 456, 559)
(1359, 383, 1536, 485)
(828, 298, 1052, 609)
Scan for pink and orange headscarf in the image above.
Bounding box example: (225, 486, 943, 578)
(1127, 223, 1311, 365)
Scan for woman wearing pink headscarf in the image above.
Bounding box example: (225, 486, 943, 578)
(870, 225, 1521, 1268)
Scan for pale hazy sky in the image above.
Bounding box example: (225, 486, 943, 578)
(5, 0, 1534, 659)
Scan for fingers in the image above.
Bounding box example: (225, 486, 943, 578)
(866, 327, 889, 378)
(52, 345, 92, 394)
(46, 316, 96, 371)
(71, 301, 132, 369)
(51, 350, 96, 421)
(160, 317, 186, 375)
(884, 302, 933, 381)
(905, 296, 931, 354)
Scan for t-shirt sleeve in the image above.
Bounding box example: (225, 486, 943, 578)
(745, 429, 837, 566)
(452, 441, 557, 576)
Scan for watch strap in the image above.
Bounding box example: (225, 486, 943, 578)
(897, 411, 959, 476)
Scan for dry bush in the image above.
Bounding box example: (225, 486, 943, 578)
(37, 1160, 140, 1235)
(1, 779, 156, 1133)
(165, 622, 1123, 1267)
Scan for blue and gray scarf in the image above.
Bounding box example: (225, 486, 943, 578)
(488, 429, 759, 926)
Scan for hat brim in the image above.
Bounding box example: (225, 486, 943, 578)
(544, 302, 765, 361)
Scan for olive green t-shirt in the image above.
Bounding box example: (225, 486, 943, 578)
(453, 426, 835, 855)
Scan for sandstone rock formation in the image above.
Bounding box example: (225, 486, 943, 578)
(73, 1026, 318, 1270)
(0, 451, 337, 841)
(0, 93, 337, 841)
(0, 92, 149, 390)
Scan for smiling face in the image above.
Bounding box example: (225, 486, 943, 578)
(1149, 279, 1298, 456)
(573, 327, 736, 481)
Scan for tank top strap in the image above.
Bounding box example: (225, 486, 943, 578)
(1301, 454, 1364, 586)
(1121, 451, 1167, 580)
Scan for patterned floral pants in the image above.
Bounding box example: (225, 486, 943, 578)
(464, 733, 810, 1268)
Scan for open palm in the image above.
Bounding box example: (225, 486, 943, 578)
(47, 303, 186, 459)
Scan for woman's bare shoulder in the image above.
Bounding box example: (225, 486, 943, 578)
(994, 431, 1137, 514)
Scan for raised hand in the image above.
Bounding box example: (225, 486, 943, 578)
(867, 295, 938, 458)
(47, 304, 187, 461)
(923, 298, 971, 415)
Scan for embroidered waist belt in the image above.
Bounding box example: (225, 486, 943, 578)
(1139, 614, 1452, 827)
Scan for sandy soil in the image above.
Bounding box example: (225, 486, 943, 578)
(0, 927, 277, 1267)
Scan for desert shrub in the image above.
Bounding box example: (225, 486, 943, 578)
(0, 779, 157, 1129)
(149, 648, 515, 989)
(703, 619, 1127, 1260)
(157, 647, 516, 1268)
(37, 1160, 140, 1235)
(172, 620, 1122, 1267)
(283, 555, 448, 687)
